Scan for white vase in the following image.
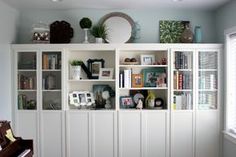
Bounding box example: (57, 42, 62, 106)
(83, 29, 89, 43)
(95, 38, 103, 43)
(70, 65, 81, 80)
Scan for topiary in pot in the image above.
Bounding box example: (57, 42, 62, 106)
(70, 60, 83, 80)
(79, 17, 92, 29)
(91, 24, 108, 43)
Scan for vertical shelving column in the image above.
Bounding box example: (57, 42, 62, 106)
(171, 49, 194, 157)
(196, 50, 220, 157)
(16, 51, 39, 157)
(40, 51, 64, 157)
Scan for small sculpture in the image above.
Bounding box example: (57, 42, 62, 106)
(136, 98, 143, 109)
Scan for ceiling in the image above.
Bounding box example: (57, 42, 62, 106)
(2, 0, 231, 10)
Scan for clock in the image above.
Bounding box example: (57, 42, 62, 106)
(159, 20, 189, 43)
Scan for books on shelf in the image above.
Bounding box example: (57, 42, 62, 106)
(119, 69, 132, 88)
(175, 51, 192, 69)
(173, 92, 192, 110)
(18, 74, 35, 90)
(199, 74, 217, 89)
(198, 93, 217, 109)
(174, 71, 192, 89)
(42, 53, 61, 69)
(199, 52, 217, 69)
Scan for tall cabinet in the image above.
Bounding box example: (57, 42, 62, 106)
(13, 46, 65, 157)
(12, 44, 222, 157)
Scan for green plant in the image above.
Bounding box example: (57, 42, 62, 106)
(91, 24, 108, 39)
(79, 17, 92, 29)
(70, 60, 83, 66)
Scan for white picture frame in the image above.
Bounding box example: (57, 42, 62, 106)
(140, 54, 155, 65)
(69, 91, 95, 107)
(99, 68, 114, 79)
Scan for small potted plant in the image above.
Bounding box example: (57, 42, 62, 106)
(70, 60, 83, 80)
(79, 17, 92, 43)
(91, 24, 107, 43)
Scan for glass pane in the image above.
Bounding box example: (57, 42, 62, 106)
(199, 51, 217, 69)
(174, 51, 192, 69)
(198, 51, 218, 110)
(173, 91, 192, 110)
(17, 52, 37, 110)
(42, 51, 62, 110)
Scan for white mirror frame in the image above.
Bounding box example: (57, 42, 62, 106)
(100, 12, 135, 43)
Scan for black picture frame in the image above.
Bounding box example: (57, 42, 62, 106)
(129, 90, 148, 107)
(87, 59, 105, 79)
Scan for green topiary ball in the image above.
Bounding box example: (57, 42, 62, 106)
(79, 17, 92, 29)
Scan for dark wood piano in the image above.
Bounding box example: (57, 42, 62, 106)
(0, 121, 33, 157)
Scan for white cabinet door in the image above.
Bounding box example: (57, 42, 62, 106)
(171, 112, 194, 157)
(143, 111, 168, 157)
(15, 111, 39, 157)
(196, 111, 219, 157)
(91, 111, 117, 157)
(66, 111, 90, 157)
(119, 111, 142, 157)
(40, 111, 64, 157)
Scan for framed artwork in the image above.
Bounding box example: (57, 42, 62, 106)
(93, 84, 112, 108)
(99, 68, 114, 79)
(132, 74, 143, 88)
(120, 96, 134, 108)
(159, 20, 189, 43)
(87, 59, 105, 79)
(140, 54, 155, 65)
(143, 68, 166, 87)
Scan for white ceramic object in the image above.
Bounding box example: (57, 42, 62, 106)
(95, 38, 103, 43)
(70, 65, 81, 80)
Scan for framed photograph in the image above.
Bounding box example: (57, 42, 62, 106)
(120, 96, 134, 108)
(87, 59, 105, 79)
(143, 68, 166, 87)
(140, 55, 155, 65)
(99, 68, 114, 79)
(132, 74, 143, 88)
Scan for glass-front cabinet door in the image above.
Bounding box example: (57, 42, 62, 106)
(198, 51, 218, 110)
(17, 51, 37, 110)
(172, 50, 193, 110)
(41, 51, 62, 110)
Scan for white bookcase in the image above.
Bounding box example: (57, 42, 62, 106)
(12, 44, 222, 157)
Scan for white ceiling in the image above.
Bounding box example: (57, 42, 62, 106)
(2, 0, 231, 10)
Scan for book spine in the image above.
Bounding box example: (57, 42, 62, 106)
(179, 73, 183, 89)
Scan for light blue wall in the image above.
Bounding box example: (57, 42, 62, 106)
(215, 0, 236, 42)
(0, 0, 19, 121)
(215, 1, 236, 157)
(18, 8, 217, 43)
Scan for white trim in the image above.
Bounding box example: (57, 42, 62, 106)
(224, 131, 236, 145)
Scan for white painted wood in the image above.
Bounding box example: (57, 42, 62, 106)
(196, 111, 219, 157)
(91, 111, 117, 157)
(15, 111, 38, 157)
(171, 112, 194, 157)
(40, 111, 64, 157)
(66, 111, 90, 157)
(119, 111, 142, 157)
(143, 111, 167, 157)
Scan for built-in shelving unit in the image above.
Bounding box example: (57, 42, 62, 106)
(12, 44, 222, 157)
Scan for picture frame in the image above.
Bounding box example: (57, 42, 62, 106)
(87, 59, 105, 79)
(69, 91, 95, 107)
(131, 74, 143, 88)
(120, 96, 134, 108)
(93, 84, 112, 109)
(143, 68, 166, 87)
(99, 68, 114, 79)
(140, 55, 155, 65)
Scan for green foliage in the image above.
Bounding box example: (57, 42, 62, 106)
(70, 60, 83, 66)
(79, 17, 92, 29)
(91, 24, 108, 39)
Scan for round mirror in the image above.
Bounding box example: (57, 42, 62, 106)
(100, 12, 135, 43)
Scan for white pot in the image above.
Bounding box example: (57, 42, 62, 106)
(70, 65, 81, 80)
(95, 38, 103, 43)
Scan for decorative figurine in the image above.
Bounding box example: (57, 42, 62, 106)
(102, 90, 111, 109)
(136, 98, 143, 109)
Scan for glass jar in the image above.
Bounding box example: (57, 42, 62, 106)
(32, 21, 50, 43)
